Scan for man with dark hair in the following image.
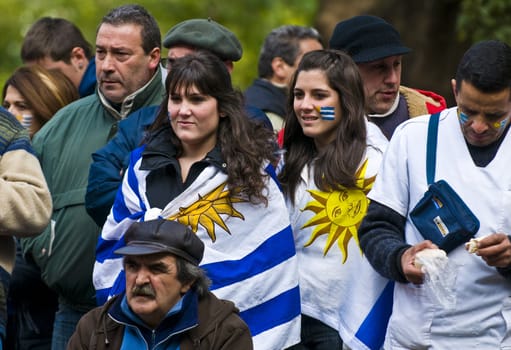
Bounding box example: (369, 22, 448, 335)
(245, 25, 323, 132)
(20, 5, 165, 350)
(68, 219, 252, 350)
(329, 15, 446, 139)
(21, 17, 96, 97)
(358, 40, 511, 348)
(85, 18, 272, 228)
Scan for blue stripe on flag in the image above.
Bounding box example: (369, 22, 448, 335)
(96, 235, 128, 262)
(96, 269, 127, 305)
(201, 225, 295, 290)
(113, 147, 146, 222)
(265, 163, 282, 192)
(240, 285, 301, 336)
(355, 281, 394, 349)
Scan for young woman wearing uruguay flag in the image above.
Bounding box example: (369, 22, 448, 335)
(279, 49, 391, 350)
(93, 51, 301, 350)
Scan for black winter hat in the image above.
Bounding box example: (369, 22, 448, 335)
(329, 15, 411, 63)
(114, 219, 204, 266)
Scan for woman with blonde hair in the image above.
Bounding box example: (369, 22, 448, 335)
(3, 65, 78, 137)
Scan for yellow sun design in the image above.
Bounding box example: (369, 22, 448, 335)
(166, 182, 247, 242)
(301, 159, 376, 263)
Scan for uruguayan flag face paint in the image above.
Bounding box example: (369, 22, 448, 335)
(458, 109, 510, 131)
(458, 110, 470, 125)
(493, 117, 509, 130)
(315, 106, 335, 120)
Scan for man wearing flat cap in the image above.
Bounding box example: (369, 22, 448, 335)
(329, 15, 446, 139)
(69, 219, 252, 350)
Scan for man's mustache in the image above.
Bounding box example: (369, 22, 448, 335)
(131, 284, 156, 298)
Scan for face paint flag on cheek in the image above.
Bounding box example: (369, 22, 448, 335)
(315, 106, 335, 121)
(494, 117, 509, 130)
(458, 110, 469, 125)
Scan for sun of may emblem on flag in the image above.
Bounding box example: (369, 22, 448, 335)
(166, 182, 247, 242)
(301, 159, 376, 262)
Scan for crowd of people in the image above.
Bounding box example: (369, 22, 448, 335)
(1, 3, 511, 350)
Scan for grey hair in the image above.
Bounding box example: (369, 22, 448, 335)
(175, 257, 212, 298)
(258, 25, 323, 78)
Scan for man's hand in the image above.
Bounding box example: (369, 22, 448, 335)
(401, 240, 438, 284)
(476, 233, 511, 268)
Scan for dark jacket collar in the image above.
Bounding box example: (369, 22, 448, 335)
(140, 124, 226, 173)
(108, 290, 199, 345)
(244, 78, 287, 117)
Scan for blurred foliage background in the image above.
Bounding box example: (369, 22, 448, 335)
(0, 0, 510, 106)
(0, 0, 319, 93)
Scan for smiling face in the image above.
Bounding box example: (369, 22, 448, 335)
(168, 84, 221, 155)
(293, 69, 342, 150)
(452, 79, 511, 147)
(357, 55, 402, 114)
(95, 23, 160, 104)
(125, 254, 192, 328)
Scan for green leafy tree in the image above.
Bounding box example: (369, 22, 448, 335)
(457, 0, 511, 43)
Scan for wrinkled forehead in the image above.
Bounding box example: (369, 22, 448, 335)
(96, 23, 143, 50)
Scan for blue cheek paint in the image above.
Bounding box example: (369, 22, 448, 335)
(315, 106, 335, 120)
(458, 110, 469, 125)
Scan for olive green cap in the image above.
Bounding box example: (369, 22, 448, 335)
(163, 18, 242, 61)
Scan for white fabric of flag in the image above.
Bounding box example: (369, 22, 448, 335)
(93, 145, 301, 350)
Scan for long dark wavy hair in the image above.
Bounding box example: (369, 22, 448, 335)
(149, 51, 275, 205)
(279, 49, 367, 205)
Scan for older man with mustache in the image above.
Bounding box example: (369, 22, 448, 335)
(20, 4, 165, 350)
(68, 219, 252, 350)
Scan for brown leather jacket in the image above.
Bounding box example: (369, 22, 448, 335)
(67, 291, 253, 350)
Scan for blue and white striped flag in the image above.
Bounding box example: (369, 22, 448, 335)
(93, 146, 301, 349)
(317, 106, 335, 120)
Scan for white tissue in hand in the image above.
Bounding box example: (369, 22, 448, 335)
(414, 248, 447, 269)
(414, 248, 456, 309)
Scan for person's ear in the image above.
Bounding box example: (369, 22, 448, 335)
(180, 280, 195, 295)
(451, 78, 458, 104)
(148, 47, 161, 70)
(223, 60, 234, 74)
(271, 57, 289, 82)
(70, 47, 89, 71)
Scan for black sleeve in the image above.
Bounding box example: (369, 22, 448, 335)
(359, 200, 411, 283)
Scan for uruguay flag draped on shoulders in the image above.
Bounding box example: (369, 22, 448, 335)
(93, 145, 301, 350)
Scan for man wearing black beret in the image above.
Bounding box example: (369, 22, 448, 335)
(330, 15, 447, 139)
